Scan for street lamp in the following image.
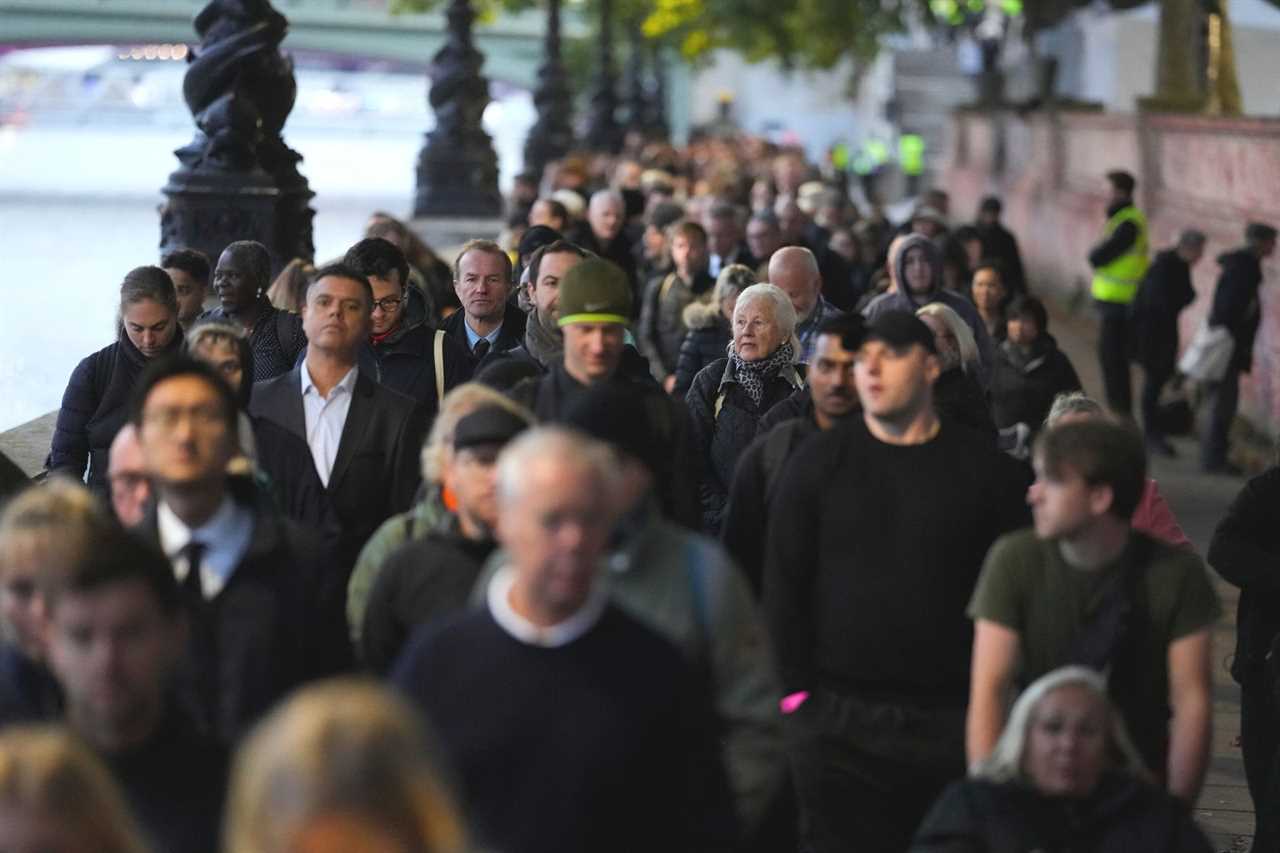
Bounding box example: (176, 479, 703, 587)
(160, 0, 314, 276)
(582, 0, 622, 153)
(414, 0, 503, 218)
(523, 0, 575, 183)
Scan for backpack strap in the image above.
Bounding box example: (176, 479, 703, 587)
(713, 392, 725, 421)
(433, 329, 446, 405)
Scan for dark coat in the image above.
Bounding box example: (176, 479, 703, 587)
(249, 367, 425, 574)
(1132, 248, 1195, 373)
(508, 366, 701, 531)
(249, 416, 339, 534)
(975, 221, 1027, 295)
(443, 300, 528, 365)
(360, 517, 494, 675)
(672, 303, 731, 398)
(0, 642, 61, 727)
(135, 484, 349, 745)
(685, 357, 805, 534)
(989, 336, 1083, 431)
(758, 386, 815, 434)
(47, 330, 184, 493)
(0, 452, 29, 503)
(933, 368, 997, 442)
(365, 287, 472, 418)
(637, 270, 715, 381)
(1208, 248, 1265, 374)
(103, 705, 227, 853)
(196, 303, 306, 382)
(1207, 466, 1280, 686)
(911, 774, 1212, 853)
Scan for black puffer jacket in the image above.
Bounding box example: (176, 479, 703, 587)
(686, 356, 804, 534)
(47, 330, 184, 493)
(911, 773, 1212, 853)
(989, 335, 1082, 431)
(363, 287, 471, 420)
(673, 301, 731, 398)
(1208, 247, 1264, 374)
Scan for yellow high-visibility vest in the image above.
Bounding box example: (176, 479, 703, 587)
(1091, 205, 1149, 304)
(899, 134, 925, 177)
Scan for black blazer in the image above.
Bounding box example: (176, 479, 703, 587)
(249, 366, 425, 572)
(135, 482, 348, 745)
(443, 301, 528, 363)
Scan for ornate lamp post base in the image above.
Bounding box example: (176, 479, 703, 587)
(161, 169, 314, 276)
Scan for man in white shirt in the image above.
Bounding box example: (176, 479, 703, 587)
(132, 356, 344, 743)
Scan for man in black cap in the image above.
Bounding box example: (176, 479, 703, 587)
(361, 404, 533, 674)
(1202, 221, 1278, 473)
(508, 257, 701, 528)
(764, 311, 1029, 853)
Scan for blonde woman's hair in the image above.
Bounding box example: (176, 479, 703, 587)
(972, 666, 1148, 785)
(0, 477, 112, 587)
(186, 319, 247, 352)
(733, 283, 801, 363)
(420, 383, 536, 483)
(224, 679, 468, 853)
(0, 725, 148, 853)
(916, 302, 980, 374)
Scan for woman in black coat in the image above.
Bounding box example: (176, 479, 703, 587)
(46, 266, 184, 493)
(686, 283, 804, 534)
(672, 264, 756, 398)
(989, 296, 1082, 432)
(917, 302, 997, 442)
(912, 666, 1211, 853)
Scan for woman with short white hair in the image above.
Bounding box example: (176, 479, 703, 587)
(685, 283, 805, 533)
(911, 666, 1212, 853)
(917, 302, 996, 440)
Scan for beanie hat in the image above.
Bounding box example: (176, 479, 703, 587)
(556, 258, 632, 327)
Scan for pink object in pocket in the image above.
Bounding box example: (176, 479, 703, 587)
(779, 691, 809, 715)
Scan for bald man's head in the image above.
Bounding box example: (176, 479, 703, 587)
(768, 246, 822, 319)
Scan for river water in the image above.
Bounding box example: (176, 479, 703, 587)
(0, 106, 532, 431)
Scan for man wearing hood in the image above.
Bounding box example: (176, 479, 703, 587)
(1202, 222, 1278, 473)
(345, 238, 471, 422)
(864, 233, 996, 386)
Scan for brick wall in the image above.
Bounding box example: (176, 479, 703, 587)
(944, 109, 1280, 435)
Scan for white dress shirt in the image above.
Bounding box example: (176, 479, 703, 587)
(487, 566, 609, 648)
(301, 363, 358, 487)
(157, 497, 254, 599)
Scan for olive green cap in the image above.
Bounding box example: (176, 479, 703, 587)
(556, 258, 632, 327)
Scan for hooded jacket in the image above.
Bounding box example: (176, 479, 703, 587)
(989, 335, 1082, 430)
(863, 233, 996, 387)
(673, 300, 732, 398)
(47, 327, 185, 493)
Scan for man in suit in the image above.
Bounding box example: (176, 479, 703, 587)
(442, 239, 527, 364)
(131, 356, 345, 744)
(250, 262, 425, 577)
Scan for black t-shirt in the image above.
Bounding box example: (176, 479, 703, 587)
(764, 417, 1030, 699)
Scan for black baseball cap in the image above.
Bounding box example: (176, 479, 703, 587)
(453, 405, 530, 452)
(863, 311, 937, 354)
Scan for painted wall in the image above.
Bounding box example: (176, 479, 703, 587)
(944, 108, 1280, 433)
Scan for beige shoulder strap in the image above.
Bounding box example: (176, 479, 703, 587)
(433, 329, 446, 405)
(714, 392, 725, 420)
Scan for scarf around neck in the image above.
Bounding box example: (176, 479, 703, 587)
(729, 341, 795, 406)
(523, 307, 563, 368)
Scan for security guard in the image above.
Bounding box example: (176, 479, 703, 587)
(899, 132, 925, 197)
(1087, 169, 1149, 416)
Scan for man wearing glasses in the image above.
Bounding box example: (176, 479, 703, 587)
(130, 356, 347, 744)
(344, 238, 471, 419)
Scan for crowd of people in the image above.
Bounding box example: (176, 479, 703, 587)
(0, 135, 1275, 853)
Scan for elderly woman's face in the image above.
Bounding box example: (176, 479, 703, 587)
(1023, 684, 1109, 798)
(919, 313, 960, 372)
(733, 299, 783, 362)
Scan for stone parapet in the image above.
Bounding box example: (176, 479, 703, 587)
(944, 108, 1280, 435)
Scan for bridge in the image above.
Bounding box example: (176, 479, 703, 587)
(0, 0, 589, 86)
